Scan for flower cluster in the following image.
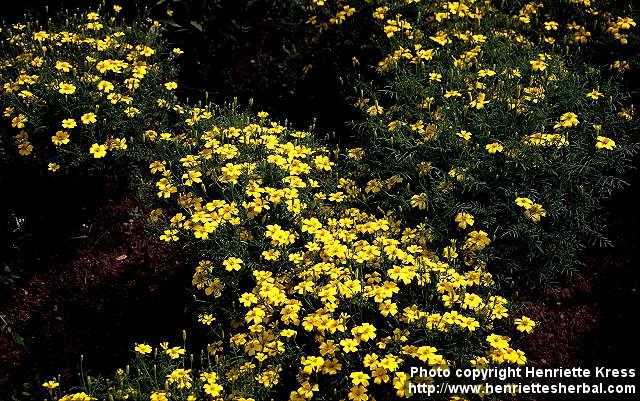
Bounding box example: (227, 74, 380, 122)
(0, 8, 536, 401)
(1, 1, 637, 401)
(136, 100, 527, 399)
(0, 5, 179, 170)
(306, 0, 637, 282)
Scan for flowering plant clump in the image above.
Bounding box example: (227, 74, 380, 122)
(135, 101, 530, 400)
(38, 100, 531, 400)
(0, 1, 637, 401)
(305, 0, 638, 282)
(1, 7, 534, 401)
(0, 6, 180, 172)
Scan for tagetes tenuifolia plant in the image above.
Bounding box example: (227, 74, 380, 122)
(0, 7, 181, 171)
(1, 6, 529, 401)
(0, 0, 637, 401)
(306, 0, 638, 283)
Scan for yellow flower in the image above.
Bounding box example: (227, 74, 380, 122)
(135, 343, 153, 354)
(514, 316, 536, 333)
(182, 170, 202, 186)
(203, 382, 223, 397)
(530, 59, 547, 71)
(42, 380, 60, 390)
(487, 333, 510, 349)
(166, 368, 193, 390)
(55, 61, 73, 72)
(379, 300, 398, 317)
(62, 119, 77, 129)
(554, 112, 579, 129)
(150, 392, 169, 401)
(223, 257, 243, 272)
(340, 338, 359, 353)
(596, 136, 616, 150)
(326, 191, 344, 202)
(544, 21, 559, 30)
(18, 142, 33, 156)
(124, 107, 140, 117)
(586, 89, 604, 100)
(81, 112, 97, 125)
(429, 72, 442, 81)
(314, 155, 334, 171)
(456, 130, 472, 140)
(465, 230, 491, 250)
(469, 93, 489, 109)
(393, 373, 409, 397)
(166, 346, 186, 359)
(33, 31, 49, 41)
(58, 82, 76, 95)
(48, 162, 60, 172)
(443, 245, 458, 259)
(485, 142, 504, 154)
(353, 323, 376, 342)
(525, 203, 547, 222)
(97, 80, 114, 93)
(350, 372, 370, 386)
(198, 314, 216, 325)
(109, 137, 128, 151)
(140, 46, 155, 57)
(160, 229, 179, 242)
(366, 104, 383, 116)
(164, 81, 178, 90)
(11, 114, 27, 128)
(262, 249, 280, 261)
(410, 193, 428, 210)
(454, 212, 474, 229)
(515, 197, 534, 209)
(89, 143, 107, 158)
(52, 131, 70, 145)
(281, 329, 296, 337)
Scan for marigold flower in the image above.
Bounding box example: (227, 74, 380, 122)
(596, 135, 616, 150)
(89, 143, 107, 158)
(62, 119, 77, 129)
(134, 343, 152, 354)
(58, 82, 76, 95)
(42, 380, 60, 390)
(485, 142, 504, 154)
(81, 112, 97, 124)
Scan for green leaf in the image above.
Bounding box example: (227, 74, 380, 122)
(190, 21, 204, 32)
